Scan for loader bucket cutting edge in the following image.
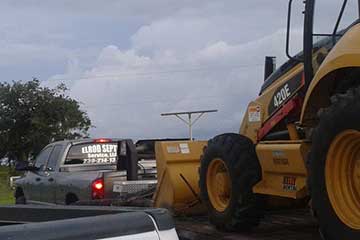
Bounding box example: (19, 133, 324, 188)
(153, 140, 208, 216)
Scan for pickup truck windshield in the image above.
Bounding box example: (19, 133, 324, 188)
(65, 142, 118, 165)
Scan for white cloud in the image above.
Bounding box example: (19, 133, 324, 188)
(50, 26, 302, 140)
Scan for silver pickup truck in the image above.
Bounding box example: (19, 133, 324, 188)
(14, 138, 157, 205)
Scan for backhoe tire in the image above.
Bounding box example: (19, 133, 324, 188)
(199, 133, 262, 232)
(308, 87, 360, 240)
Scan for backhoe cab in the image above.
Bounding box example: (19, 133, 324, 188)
(198, 0, 360, 239)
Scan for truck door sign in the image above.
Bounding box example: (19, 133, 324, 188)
(81, 144, 117, 154)
(81, 144, 117, 164)
(268, 71, 304, 115)
(64, 143, 118, 165)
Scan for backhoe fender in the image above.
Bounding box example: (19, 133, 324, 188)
(301, 23, 360, 125)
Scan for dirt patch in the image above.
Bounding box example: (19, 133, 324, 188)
(176, 209, 321, 240)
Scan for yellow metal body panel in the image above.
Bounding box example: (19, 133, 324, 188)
(240, 64, 303, 143)
(301, 24, 360, 124)
(253, 141, 310, 199)
(153, 140, 207, 215)
(287, 123, 300, 140)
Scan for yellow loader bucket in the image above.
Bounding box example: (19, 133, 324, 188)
(153, 140, 207, 215)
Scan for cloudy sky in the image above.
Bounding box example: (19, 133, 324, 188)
(0, 0, 356, 140)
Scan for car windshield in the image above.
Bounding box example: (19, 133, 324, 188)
(65, 142, 118, 165)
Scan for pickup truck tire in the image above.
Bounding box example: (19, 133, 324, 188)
(199, 133, 262, 232)
(15, 196, 26, 204)
(15, 188, 26, 204)
(65, 194, 79, 205)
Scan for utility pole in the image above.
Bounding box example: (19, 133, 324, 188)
(161, 110, 218, 141)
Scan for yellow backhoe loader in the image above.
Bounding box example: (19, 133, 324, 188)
(153, 1, 360, 239)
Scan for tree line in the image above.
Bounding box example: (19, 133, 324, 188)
(0, 79, 92, 162)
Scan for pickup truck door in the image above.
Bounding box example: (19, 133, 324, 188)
(40, 145, 64, 203)
(26, 146, 53, 203)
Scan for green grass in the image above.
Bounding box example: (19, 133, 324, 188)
(0, 167, 15, 205)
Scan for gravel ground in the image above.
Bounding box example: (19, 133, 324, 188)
(176, 209, 321, 240)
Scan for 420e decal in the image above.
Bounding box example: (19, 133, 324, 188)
(268, 72, 304, 116)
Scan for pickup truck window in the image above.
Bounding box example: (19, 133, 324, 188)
(34, 146, 53, 170)
(46, 145, 63, 171)
(65, 143, 118, 165)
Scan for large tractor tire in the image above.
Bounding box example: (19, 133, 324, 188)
(308, 87, 360, 240)
(199, 133, 262, 231)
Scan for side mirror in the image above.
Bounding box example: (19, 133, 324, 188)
(15, 161, 39, 171)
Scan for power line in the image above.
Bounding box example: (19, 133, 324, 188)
(84, 93, 251, 109)
(48, 63, 263, 110)
(49, 63, 263, 82)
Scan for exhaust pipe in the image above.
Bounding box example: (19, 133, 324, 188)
(264, 56, 276, 81)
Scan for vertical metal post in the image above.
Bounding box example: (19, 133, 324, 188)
(188, 113, 192, 141)
(303, 0, 315, 90)
(358, 0, 360, 18)
(286, 0, 295, 60)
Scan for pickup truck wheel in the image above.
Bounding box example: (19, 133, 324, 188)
(15, 195, 26, 204)
(66, 194, 79, 205)
(15, 188, 26, 204)
(199, 133, 262, 232)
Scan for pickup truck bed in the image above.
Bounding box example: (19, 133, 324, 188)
(175, 209, 321, 240)
(0, 205, 178, 240)
(0, 206, 321, 240)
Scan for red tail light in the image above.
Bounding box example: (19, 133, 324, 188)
(91, 178, 105, 199)
(94, 138, 112, 143)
